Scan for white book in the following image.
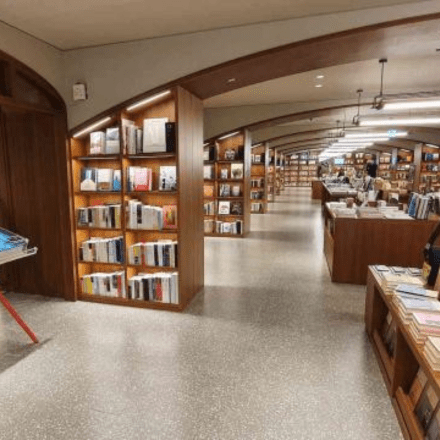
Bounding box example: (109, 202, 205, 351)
(143, 118, 168, 153)
(146, 243, 155, 267)
(105, 127, 120, 154)
(171, 273, 179, 304)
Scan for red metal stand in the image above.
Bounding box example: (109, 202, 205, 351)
(0, 289, 38, 343)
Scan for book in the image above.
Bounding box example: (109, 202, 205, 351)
(219, 184, 230, 197)
(163, 205, 177, 229)
(159, 166, 177, 191)
(81, 271, 126, 298)
(230, 202, 243, 215)
(113, 170, 121, 191)
(218, 201, 230, 215)
(416, 385, 439, 431)
(231, 185, 241, 197)
(395, 284, 438, 299)
(204, 219, 214, 233)
(128, 272, 178, 304)
(80, 168, 97, 191)
(231, 164, 243, 179)
(204, 165, 214, 180)
(77, 204, 121, 229)
(121, 119, 135, 154)
(105, 127, 120, 154)
(143, 118, 168, 153)
(89, 131, 105, 155)
(220, 168, 228, 180)
(165, 122, 176, 153)
(204, 185, 214, 198)
(80, 236, 124, 263)
(204, 201, 215, 215)
(127, 166, 152, 192)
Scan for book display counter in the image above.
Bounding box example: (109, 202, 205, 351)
(365, 266, 440, 440)
(323, 202, 436, 284)
(203, 130, 251, 237)
(250, 143, 269, 214)
(321, 182, 358, 206)
(69, 86, 204, 312)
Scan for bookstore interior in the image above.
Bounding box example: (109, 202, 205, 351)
(3, 4, 440, 439)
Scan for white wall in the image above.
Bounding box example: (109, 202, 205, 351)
(0, 21, 64, 99)
(63, 0, 440, 129)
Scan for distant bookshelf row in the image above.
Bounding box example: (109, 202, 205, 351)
(203, 131, 251, 237)
(285, 153, 319, 187)
(250, 143, 269, 213)
(69, 86, 204, 311)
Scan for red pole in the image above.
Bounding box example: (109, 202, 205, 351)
(0, 290, 38, 343)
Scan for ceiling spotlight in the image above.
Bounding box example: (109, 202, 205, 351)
(227, 78, 236, 83)
(315, 84, 323, 88)
(316, 75, 324, 79)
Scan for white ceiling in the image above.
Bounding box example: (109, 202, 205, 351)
(204, 56, 440, 108)
(0, 0, 422, 49)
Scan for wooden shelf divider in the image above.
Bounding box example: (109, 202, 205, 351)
(250, 142, 269, 214)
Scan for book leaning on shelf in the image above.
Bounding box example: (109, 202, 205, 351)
(89, 128, 121, 155)
(80, 237, 124, 264)
(128, 272, 179, 304)
(80, 168, 121, 192)
(126, 200, 177, 230)
(215, 220, 243, 235)
(81, 271, 126, 298)
(128, 240, 178, 267)
(127, 167, 153, 192)
(77, 204, 122, 229)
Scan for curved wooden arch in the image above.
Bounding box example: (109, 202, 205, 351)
(71, 12, 440, 135)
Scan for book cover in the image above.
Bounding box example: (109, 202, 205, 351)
(97, 169, 114, 191)
(204, 185, 214, 198)
(89, 131, 105, 155)
(231, 164, 244, 179)
(165, 122, 176, 153)
(163, 205, 178, 229)
(80, 168, 97, 191)
(134, 167, 150, 191)
(219, 184, 230, 197)
(143, 118, 168, 153)
(159, 166, 177, 191)
(218, 201, 230, 215)
(231, 185, 241, 197)
(113, 170, 121, 191)
(204, 165, 214, 180)
(220, 168, 229, 180)
(230, 202, 243, 215)
(105, 127, 120, 154)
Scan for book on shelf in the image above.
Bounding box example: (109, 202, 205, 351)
(215, 220, 243, 235)
(127, 166, 153, 192)
(204, 144, 216, 162)
(230, 202, 243, 215)
(204, 185, 214, 198)
(143, 118, 168, 153)
(128, 272, 179, 304)
(409, 368, 428, 406)
(426, 409, 440, 440)
(126, 200, 177, 230)
(77, 204, 122, 229)
(218, 201, 230, 215)
(220, 168, 229, 180)
(89, 131, 106, 155)
(204, 201, 215, 216)
(204, 165, 214, 180)
(231, 185, 241, 197)
(80, 237, 124, 263)
(105, 127, 120, 154)
(231, 163, 243, 179)
(81, 271, 126, 298)
(219, 184, 230, 197)
(128, 240, 178, 267)
(425, 336, 440, 371)
(159, 166, 177, 191)
(204, 219, 215, 233)
(381, 312, 397, 357)
(80, 168, 121, 192)
(165, 122, 176, 153)
(251, 202, 263, 213)
(415, 384, 439, 431)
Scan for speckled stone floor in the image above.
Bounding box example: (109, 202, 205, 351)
(0, 188, 403, 440)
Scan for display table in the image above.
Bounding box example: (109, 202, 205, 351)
(365, 266, 440, 440)
(323, 203, 436, 284)
(321, 183, 358, 206)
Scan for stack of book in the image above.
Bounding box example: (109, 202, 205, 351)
(408, 192, 432, 220)
(122, 118, 176, 154)
(128, 272, 179, 303)
(126, 200, 177, 230)
(89, 128, 120, 155)
(425, 336, 440, 371)
(80, 237, 124, 263)
(81, 271, 126, 297)
(80, 168, 121, 192)
(128, 240, 178, 267)
(393, 288, 440, 325)
(409, 313, 440, 344)
(77, 204, 122, 229)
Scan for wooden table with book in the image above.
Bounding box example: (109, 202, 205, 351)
(323, 202, 436, 285)
(365, 265, 440, 440)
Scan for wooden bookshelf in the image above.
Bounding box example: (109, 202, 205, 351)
(365, 267, 440, 440)
(276, 152, 285, 195)
(203, 130, 251, 237)
(413, 144, 440, 193)
(250, 143, 269, 214)
(267, 149, 276, 203)
(285, 152, 319, 187)
(68, 86, 204, 311)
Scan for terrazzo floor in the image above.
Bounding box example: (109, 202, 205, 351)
(0, 188, 403, 439)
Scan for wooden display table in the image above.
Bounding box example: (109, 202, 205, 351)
(323, 203, 436, 284)
(321, 183, 358, 206)
(365, 267, 440, 440)
(311, 180, 324, 200)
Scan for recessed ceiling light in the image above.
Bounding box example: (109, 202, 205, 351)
(315, 84, 323, 88)
(227, 78, 236, 83)
(316, 75, 324, 79)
